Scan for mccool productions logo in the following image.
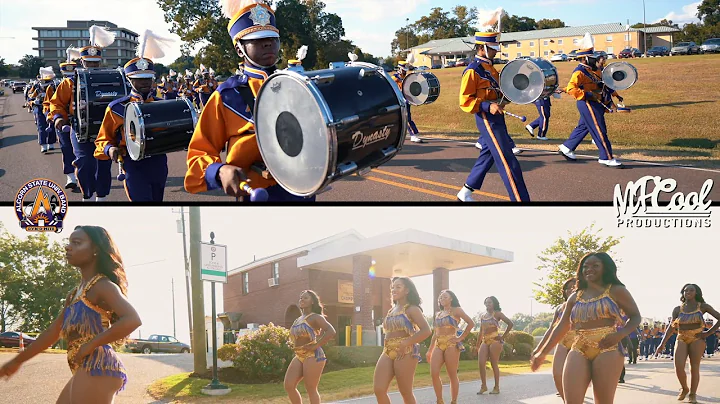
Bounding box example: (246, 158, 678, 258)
(15, 179, 69, 233)
(613, 176, 713, 228)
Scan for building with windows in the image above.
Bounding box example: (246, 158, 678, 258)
(407, 23, 681, 68)
(32, 20, 139, 69)
(220, 229, 513, 346)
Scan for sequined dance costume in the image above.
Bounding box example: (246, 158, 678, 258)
(480, 313, 503, 345)
(383, 305, 421, 361)
(289, 314, 326, 363)
(673, 303, 705, 345)
(556, 306, 576, 349)
(61, 274, 127, 391)
(434, 311, 465, 352)
(570, 285, 624, 360)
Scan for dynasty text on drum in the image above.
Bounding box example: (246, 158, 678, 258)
(352, 125, 393, 150)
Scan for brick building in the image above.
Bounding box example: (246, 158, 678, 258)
(32, 20, 139, 69)
(407, 23, 681, 68)
(221, 229, 513, 345)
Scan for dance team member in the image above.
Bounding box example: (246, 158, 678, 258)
(476, 296, 513, 395)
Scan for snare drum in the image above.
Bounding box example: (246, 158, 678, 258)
(254, 62, 408, 196)
(74, 68, 128, 142)
(499, 58, 558, 104)
(123, 98, 198, 161)
(402, 71, 440, 106)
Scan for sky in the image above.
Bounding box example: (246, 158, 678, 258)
(1, 205, 718, 345)
(0, 0, 704, 66)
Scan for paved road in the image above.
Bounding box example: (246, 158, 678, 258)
(0, 352, 230, 403)
(2, 92, 719, 203)
(338, 356, 720, 404)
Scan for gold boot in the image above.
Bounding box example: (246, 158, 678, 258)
(436, 399, 444, 404)
(688, 393, 697, 403)
(477, 384, 488, 394)
(489, 386, 500, 394)
(678, 388, 689, 401)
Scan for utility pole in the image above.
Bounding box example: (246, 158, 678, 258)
(642, 0, 647, 57)
(406, 18, 410, 53)
(174, 207, 194, 350)
(189, 206, 207, 372)
(172, 278, 176, 338)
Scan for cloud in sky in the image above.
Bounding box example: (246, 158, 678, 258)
(324, 0, 430, 23)
(655, 1, 702, 25)
(521, 0, 598, 6)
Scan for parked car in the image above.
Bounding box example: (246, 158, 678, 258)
(454, 59, 469, 67)
(606, 53, 616, 59)
(125, 334, 191, 354)
(671, 41, 701, 55)
(12, 81, 26, 93)
(493, 58, 509, 64)
(0, 331, 36, 348)
(431, 63, 442, 69)
(701, 38, 720, 53)
(416, 66, 429, 71)
(647, 46, 669, 56)
(619, 48, 642, 58)
(593, 51, 608, 59)
(444, 60, 456, 68)
(550, 53, 568, 62)
(567, 50, 580, 60)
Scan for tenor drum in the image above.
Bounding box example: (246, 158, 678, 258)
(123, 98, 198, 161)
(74, 68, 128, 142)
(499, 58, 559, 104)
(402, 71, 441, 106)
(602, 62, 638, 91)
(254, 62, 407, 197)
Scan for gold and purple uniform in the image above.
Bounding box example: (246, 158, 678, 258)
(569, 285, 624, 360)
(382, 304, 421, 361)
(433, 311, 464, 352)
(48, 60, 79, 183)
(193, 77, 218, 108)
(289, 314, 327, 363)
(672, 303, 705, 345)
(28, 74, 57, 150)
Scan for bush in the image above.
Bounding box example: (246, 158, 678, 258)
(228, 323, 294, 382)
(532, 327, 548, 337)
(500, 342, 514, 359)
(513, 342, 533, 359)
(325, 346, 383, 367)
(505, 331, 535, 347)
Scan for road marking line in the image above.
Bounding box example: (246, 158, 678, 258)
(372, 169, 511, 201)
(366, 176, 458, 200)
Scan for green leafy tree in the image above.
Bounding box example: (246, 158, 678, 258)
(510, 313, 533, 333)
(524, 312, 555, 333)
(18, 55, 45, 79)
(533, 223, 623, 308)
(537, 19, 566, 30)
(0, 58, 9, 78)
(501, 15, 538, 32)
(168, 54, 196, 74)
(697, 0, 720, 26)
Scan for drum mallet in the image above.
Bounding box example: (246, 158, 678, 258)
(117, 155, 126, 182)
(240, 181, 269, 202)
(503, 111, 527, 122)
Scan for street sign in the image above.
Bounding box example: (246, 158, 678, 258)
(200, 242, 227, 283)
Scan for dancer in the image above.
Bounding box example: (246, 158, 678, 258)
(654, 284, 719, 403)
(0, 226, 142, 403)
(427, 290, 475, 404)
(558, 33, 624, 168)
(456, 8, 530, 202)
(373, 277, 432, 404)
(533, 277, 577, 400)
(476, 296, 513, 395)
(284, 290, 336, 404)
(531, 252, 642, 404)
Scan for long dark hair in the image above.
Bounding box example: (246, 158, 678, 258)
(562, 277, 577, 300)
(438, 289, 461, 310)
(392, 277, 422, 311)
(576, 252, 624, 290)
(301, 290, 325, 316)
(680, 284, 705, 304)
(485, 296, 501, 311)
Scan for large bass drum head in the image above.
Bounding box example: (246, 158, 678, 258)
(124, 103, 145, 161)
(402, 72, 439, 106)
(602, 62, 637, 91)
(255, 72, 331, 196)
(500, 59, 555, 104)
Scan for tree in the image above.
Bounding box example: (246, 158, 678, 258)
(168, 54, 196, 74)
(524, 312, 555, 334)
(17, 55, 45, 79)
(697, 0, 720, 26)
(532, 223, 623, 308)
(0, 223, 80, 333)
(536, 19, 566, 30)
(501, 15, 537, 32)
(511, 313, 533, 333)
(0, 58, 9, 78)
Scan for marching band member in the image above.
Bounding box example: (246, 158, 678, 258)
(526, 95, 552, 140)
(559, 33, 624, 168)
(193, 64, 217, 109)
(286, 45, 308, 72)
(28, 67, 58, 153)
(392, 54, 423, 144)
(50, 25, 116, 201)
(185, 0, 316, 202)
(156, 75, 166, 98)
(45, 48, 79, 188)
(456, 8, 530, 202)
(163, 70, 179, 99)
(94, 29, 175, 202)
(179, 69, 195, 104)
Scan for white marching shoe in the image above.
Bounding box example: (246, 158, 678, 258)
(599, 158, 622, 167)
(475, 142, 482, 149)
(512, 147, 522, 155)
(95, 196, 107, 202)
(558, 144, 577, 160)
(537, 136, 548, 140)
(525, 124, 534, 137)
(65, 173, 78, 189)
(457, 186, 475, 202)
(40, 144, 48, 153)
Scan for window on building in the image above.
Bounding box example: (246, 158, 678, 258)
(606, 35, 613, 42)
(272, 262, 279, 284)
(516, 42, 521, 47)
(40, 40, 45, 47)
(57, 40, 62, 47)
(516, 52, 522, 57)
(558, 49, 564, 54)
(558, 39, 564, 45)
(530, 51, 536, 57)
(530, 41, 535, 47)
(503, 43, 509, 48)
(242, 272, 249, 294)
(544, 50, 549, 56)
(544, 40, 549, 46)
(573, 38, 579, 44)
(57, 50, 62, 57)
(118, 49, 122, 56)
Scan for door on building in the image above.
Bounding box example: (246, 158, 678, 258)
(337, 315, 353, 346)
(607, 46, 614, 55)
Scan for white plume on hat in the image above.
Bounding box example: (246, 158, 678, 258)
(580, 32, 594, 50)
(221, 0, 264, 19)
(185, 69, 194, 77)
(235, 68, 242, 75)
(195, 69, 201, 76)
(169, 69, 177, 77)
(66, 46, 81, 63)
(406, 52, 416, 65)
(39, 66, 56, 79)
(136, 29, 175, 60)
(348, 52, 359, 62)
(209, 68, 216, 75)
(477, 8, 504, 32)
(89, 25, 116, 48)
(200, 63, 207, 72)
(162, 76, 167, 83)
(297, 45, 308, 61)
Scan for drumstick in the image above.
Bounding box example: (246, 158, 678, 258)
(503, 111, 527, 122)
(239, 181, 269, 202)
(117, 155, 126, 181)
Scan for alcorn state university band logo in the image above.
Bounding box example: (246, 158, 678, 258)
(14, 179, 68, 233)
(613, 176, 713, 228)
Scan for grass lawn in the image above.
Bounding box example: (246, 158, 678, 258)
(148, 356, 553, 403)
(0, 348, 67, 354)
(413, 54, 720, 167)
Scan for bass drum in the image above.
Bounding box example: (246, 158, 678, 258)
(123, 98, 199, 161)
(499, 58, 559, 104)
(254, 62, 407, 197)
(74, 68, 128, 142)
